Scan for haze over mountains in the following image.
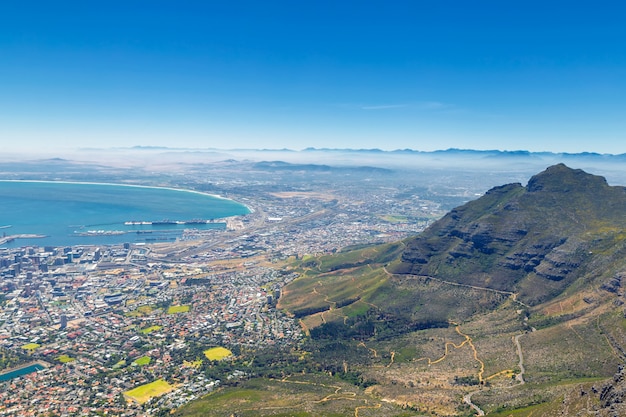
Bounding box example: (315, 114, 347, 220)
(4, 147, 626, 185)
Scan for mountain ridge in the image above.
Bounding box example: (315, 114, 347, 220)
(392, 163, 626, 304)
(270, 164, 626, 415)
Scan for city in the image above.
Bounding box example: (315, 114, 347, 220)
(0, 163, 452, 415)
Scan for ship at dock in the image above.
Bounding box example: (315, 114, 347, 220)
(124, 219, 224, 226)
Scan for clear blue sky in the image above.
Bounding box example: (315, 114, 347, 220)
(1, 1, 625, 154)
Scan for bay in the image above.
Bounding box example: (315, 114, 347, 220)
(0, 181, 250, 247)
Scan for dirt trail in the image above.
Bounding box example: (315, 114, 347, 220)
(274, 376, 384, 416)
(355, 403, 381, 416)
(385, 268, 530, 309)
(415, 323, 484, 379)
(357, 341, 378, 358)
(413, 322, 487, 415)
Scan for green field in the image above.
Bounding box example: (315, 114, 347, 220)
(203, 347, 233, 361)
(124, 379, 173, 404)
(140, 325, 162, 334)
(167, 305, 190, 314)
(133, 356, 151, 366)
(380, 214, 409, 223)
(56, 355, 75, 363)
(21, 343, 41, 351)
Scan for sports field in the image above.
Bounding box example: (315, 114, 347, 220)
(21, 343, 41, 350)
(204, 347, 233, 360)
(140, 325, 162, 334)
(133, 356, 151, 366)
(167, 305, 190, 314)
(124, 379, 173, 404)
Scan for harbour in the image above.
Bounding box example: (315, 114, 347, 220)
(0, 234, 47, 246)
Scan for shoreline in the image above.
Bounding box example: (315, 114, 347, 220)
(0, 181, 252, 246)
(0, 179, 252, 213)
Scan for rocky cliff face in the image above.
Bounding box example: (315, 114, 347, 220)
(393, 164, 626, 304)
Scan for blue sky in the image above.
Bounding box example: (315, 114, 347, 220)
(1, 1, 625, 154)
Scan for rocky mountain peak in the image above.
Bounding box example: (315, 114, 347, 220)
(526, 163, 609, 193)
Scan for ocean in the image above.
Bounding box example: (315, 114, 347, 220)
(0, 181, 250, 247)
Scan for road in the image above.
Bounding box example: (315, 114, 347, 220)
(463, 390, 485, 416)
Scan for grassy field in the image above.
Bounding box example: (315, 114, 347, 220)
(133, 356, 151, 366)
(21, 343, 40, 350)
(380, 214, 409, 223)
(140, 325, 162, 334)
(56, 355, 75, 363)
(204, 347, 232, 361)
(124, 379, 173, 404)
(167, 305, 190, 314)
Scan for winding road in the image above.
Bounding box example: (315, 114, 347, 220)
(463, 390, 485, 416)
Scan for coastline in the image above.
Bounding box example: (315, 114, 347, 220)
(0, 179, 251, 212)
(0, 181, 251, 247)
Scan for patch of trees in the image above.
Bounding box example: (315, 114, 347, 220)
(338, 370, 377, 388)
(0, 346, 30, 371)
(292, 304, 330, 318)
(334, 296, 360, 308)
(372, 314, 449, 341)
(328, 261, 366, 271)
(453, 375, 480, 386)
(308, 310, 449, 343)
(309, 317, 375, 340)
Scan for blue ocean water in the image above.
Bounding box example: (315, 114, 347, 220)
(0, 181, 250, 247)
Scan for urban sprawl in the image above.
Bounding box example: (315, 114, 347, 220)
(0, 176, 448, 416)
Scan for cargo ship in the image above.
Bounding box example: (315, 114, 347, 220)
(124, 219, 218, 225)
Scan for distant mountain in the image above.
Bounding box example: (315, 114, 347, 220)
(105, 145, 626, 162)
(252, 160, 393, 174)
